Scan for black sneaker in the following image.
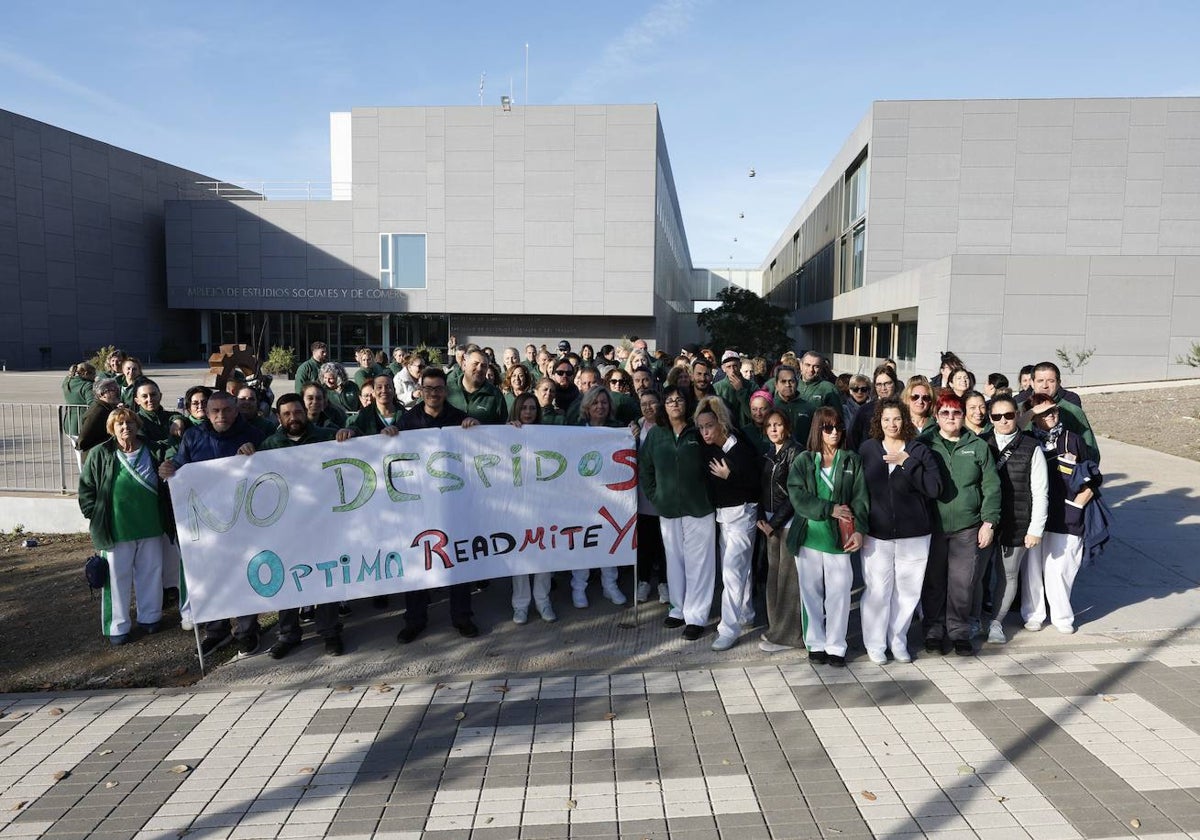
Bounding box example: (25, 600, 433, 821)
(454, 620, 479, 638)
(954, 639, 975, 656)
(299, 607, 315, 625)
(236, 633, 261, 659)
(337, 602, 353, 617)
(268, 639, 300, 660)
(682, 624, 704, 641)
(663, 616, 685, 629)
(924, 638, 944, 655)
(138, 622, 162, 635)
(324, 635, 344, 656)
(199, 634, 232, 656)
(397, 623, 426, 645)
(808, 650, 829, 665)
(828, 654, 847, 668)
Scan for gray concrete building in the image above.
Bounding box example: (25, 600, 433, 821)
(762, 97, 1200, 385)
(0, 109, 220, 370)
(164, 104, 697, 359)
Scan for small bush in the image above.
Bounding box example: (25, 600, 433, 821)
(1176, 340, 1200, 368)
(414, 342, 443, 366)
(261, 346, 297, 376)
(1056, 345, 1096, 376)
(87, 344, 119, 371)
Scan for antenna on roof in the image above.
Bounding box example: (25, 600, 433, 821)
(479, 72, 486, 107)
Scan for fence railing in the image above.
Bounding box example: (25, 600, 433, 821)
(0, 404, 81, 494)
(187, 181, 353, 201)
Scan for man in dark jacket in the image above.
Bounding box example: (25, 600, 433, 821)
(159, 391, 266, 658)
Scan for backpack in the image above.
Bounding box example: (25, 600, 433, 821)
(84, 554, 108, 591)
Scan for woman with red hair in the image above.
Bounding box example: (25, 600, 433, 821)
(920, 392, 1001, 656)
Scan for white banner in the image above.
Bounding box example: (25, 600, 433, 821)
(168, 425, 638, 623)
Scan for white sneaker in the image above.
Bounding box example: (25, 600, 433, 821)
(180, 620, 194, 632)
(892, 648, 912, 664)
(658, 583, 670, 604)
(635, 581, 653, 603)
(867, 650, 888, 665)
(987, 622, 1007, 644)
(758, 639, 792, 653)
(1024, 620, 1043, 632)
(711, 634, 737, 652)
(513, 608, 528, 625)
(538, 603, 558, 623)
(602, 586, 627, 606)
(1055, 624, 1076, 635)
(572, 591, 589, 609)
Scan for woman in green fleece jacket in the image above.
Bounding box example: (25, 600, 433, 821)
(919, 391, 1001, 657)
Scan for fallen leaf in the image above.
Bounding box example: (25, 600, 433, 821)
(566, 799, 577, 809)
(957, 765, 975, 775)
(333, 685, 353, 693)
(1102, 695, 1118, 702)
(373, 684, 393, 693)
(603, 712, 617, 721)
(860, 790, 877, 801)
(995, 796, 1008, 803)
(435, 682, 448, 690)
(296, 767, 314, 775)
(47, 708, 64, 716)
(10, 712, 26, 720)
(8, 801, 26, 812)
(52, 770, 69, 781)
(484, 817, 494, 824)
(454, 712, 466, 721)
(721, 759, 730, 765)
(1131, 818, 1141, 828)
(98, 749, 113, 756)
(700, 710, 714, 717)
(168, 764, 191, 774)
(104, 781, 118, 789)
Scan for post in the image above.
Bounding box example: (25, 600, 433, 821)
(57, 405, 68, 494)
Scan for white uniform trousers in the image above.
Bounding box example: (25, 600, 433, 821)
(796, 547, 853, 657)
(659, 514, 716, 627)
(1021, 531, 1082, 631)
(571, 566, 619, 595)
(860, 535, 930, 659)
(512, 572, 553, 611)
(100, 537, 164, 637)
(715, 503, 758, 639)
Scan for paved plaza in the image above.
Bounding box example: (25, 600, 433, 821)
(2, 371, 1199, 839)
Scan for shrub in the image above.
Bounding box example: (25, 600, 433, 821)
(87, 344, 118, 371)
(261, 346, 297, 376)
(414, 342, 443, 365)
(1176, 341, 1200, 368)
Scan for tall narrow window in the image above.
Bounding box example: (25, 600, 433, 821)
(839, 152, 869, 294)
(379, 233, 427, 289)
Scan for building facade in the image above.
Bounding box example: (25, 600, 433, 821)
(164, 104, 697, 360)
(761, 97, 1200, 385)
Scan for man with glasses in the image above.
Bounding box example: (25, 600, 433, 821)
(714, 350, 752, 427)
(771, 365, 814, 444)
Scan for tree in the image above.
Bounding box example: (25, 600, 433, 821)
(696, 286, 791, 360)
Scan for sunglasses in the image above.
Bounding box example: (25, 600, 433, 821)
(849, 386, 869, 393)
(910, 394, 931, 403)
(990, 411, 1016, 421)
(552, 369, 571, 376)
(820, 424, 843, 434)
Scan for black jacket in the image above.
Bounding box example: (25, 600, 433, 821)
(759, 440, 802, 530)
(700, 434, 760, 508)
(857, 438, 942, 540)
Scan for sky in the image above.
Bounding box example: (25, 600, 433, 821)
(3, 0, 1199, 268)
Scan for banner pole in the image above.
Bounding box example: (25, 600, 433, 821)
(195, 626, 206, 676)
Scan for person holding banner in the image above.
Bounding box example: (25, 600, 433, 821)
(258, 394, 345, 658)
(507, 392, 557, 624)
(79, 406, 169, 646)
(159, 391, 266, 658)
(395, 366, 482, 643)
(639, 385, 715, 641)
(341, 373, 402, 439)
(696, 396, 761, 652)
(570, 386, 629, 608)
(302, 383, 346, 430)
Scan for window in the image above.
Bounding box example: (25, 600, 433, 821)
(897, 322, 918, 362)
(838, 152, 869, 294)
(379, 233, 427, 289)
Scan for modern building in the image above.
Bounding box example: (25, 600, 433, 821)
(164, 104, 700, 361)
(0, 109, 220, 370)
(761, 97, 1200, 385)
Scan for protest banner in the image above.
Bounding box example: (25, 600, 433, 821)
(167, 425, 637, 623)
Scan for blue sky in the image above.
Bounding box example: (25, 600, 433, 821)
(3, 1, 1199, 268)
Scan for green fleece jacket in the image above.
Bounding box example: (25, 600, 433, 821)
(785, 450, 870, 555)
(447, 381, 507, 425)
(61, 375, 93, 436)
(714, 377, 753, 427)
(795, 379, 843, 416)
(260, 425, 337, 450)
(638, 423, 714, 519)
(925, 429, 1002, 534)
(78, 439, 171, 551)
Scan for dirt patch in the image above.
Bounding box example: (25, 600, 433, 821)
(1086, 388, 1200, 462)
(0, 532, 261, 693)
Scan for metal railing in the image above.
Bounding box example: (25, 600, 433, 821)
(0, 404, 81, 494)
(188, 181, 353, 201)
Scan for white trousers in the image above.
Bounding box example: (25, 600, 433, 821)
(660, 514, 716, 627)
(100, 537, 164, 637)
(796, 547, 853, 656)
(571, 566, 619, 594)
(512, 573, 553, 610)
(860, 535, 930, 659)
(716, 503, 758, 638)
(1022, 531, 1082, 631)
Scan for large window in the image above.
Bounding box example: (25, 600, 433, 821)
(838, 153, 868, 295)
(897, 322, 918, 362)
(379, 233, 427, 289)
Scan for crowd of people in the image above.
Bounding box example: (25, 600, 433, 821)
(66, 341, 1106, 666)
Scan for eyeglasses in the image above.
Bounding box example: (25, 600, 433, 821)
(910, 394, 931, 403)
(422, 385, 446, 393)
(820, 424, 843, 434)
(189, 400, 207, 407)
(849, 386, 869, 394)
(938, 410, 963, 418)
(874, 381, 892, 388)
(664, 397, 686, 406)
(990, 411, 1016, 421)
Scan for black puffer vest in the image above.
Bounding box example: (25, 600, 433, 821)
(984, 430, 1038, 546)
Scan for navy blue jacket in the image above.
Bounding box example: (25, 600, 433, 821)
(857, 438, 942, 540)
(172, 416, 265, 466)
